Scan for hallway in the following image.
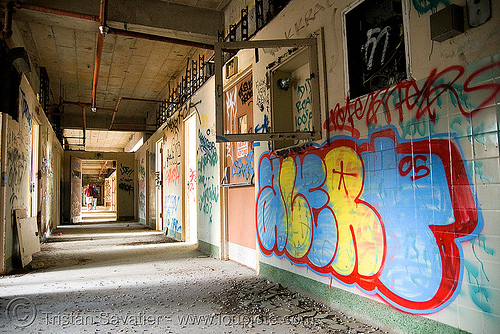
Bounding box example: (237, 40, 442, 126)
(0, 222, 389, 333)
(1, 0, 499, 333)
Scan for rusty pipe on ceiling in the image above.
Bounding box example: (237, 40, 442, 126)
(98, 160, 108, 177)
(92, 0, 106, 110)
(91, 32, 103, 109)
(106, 27, 215, 50)
(49, 100, 115, 112)
(13, 1, 99, 22)
(1, 1, 14, 40)
(108, 96, 123, 130)
(99, 0, 107, 27)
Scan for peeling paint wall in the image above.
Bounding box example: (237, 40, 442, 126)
(1, 76, 63, 273)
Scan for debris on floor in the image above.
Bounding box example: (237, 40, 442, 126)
(0, 221, 393, 333)
(215, 277, 389, 333)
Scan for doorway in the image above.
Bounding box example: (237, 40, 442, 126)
(222, 70, 257, 269)
(30, 122, 39, 218)
(80, 160, 117, 222)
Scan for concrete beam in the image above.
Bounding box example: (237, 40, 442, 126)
(61, 110, 148, 129)
(10, 0, 222, 39)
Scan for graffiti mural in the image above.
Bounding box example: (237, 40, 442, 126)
(164, 195, 181, 235)
(138, 157, 146, 223)
(198, 128, 219, 223)
(256, 127, 481, 314)
(162, 127, 183, 237)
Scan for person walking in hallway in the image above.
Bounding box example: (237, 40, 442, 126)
(84, 184, 94, 210)
(92, 185, 98, 210)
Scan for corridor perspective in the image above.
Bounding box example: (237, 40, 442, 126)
(1, 1, 499, 333)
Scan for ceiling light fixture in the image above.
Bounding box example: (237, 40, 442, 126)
(99, 25, 109, 37)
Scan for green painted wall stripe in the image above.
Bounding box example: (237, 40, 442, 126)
(259, 262, 468, 334)
(198, 240, 220, 258)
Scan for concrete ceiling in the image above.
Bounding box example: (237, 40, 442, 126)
(6, 0, 229, 151)
(81, 159, 115, 183)
(64, 128, 139, 151)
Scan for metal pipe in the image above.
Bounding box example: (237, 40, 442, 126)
(91, 0, 106, 109)
(112, 123, 157, 127)
(98, 160, 108, 177)
(62, 100, 90, 107)
(1, 1, 14, 40)
(107, 27, 215, 50)
(14, 1, 99, 22)
(121, 97, 168, 103)
(99, 0, 107, 27)
(108, 97, 123, 130)
(107, 127, 156, 132)
(91, 32, 103, 109)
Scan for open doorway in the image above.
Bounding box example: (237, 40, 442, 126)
(80, 160, 117, 222)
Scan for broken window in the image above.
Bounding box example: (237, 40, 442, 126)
(344, 0, 409, 99)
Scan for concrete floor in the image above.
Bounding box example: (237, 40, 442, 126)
(0, 221, 391, 333)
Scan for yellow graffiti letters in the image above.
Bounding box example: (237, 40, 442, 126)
(325, 147, 384, 276)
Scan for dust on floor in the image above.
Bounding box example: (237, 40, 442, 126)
(0, 222, 391, 333)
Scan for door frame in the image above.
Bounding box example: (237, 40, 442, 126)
(155, 138, 163, 230)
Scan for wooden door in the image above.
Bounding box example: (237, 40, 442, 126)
(224, 71, 256, 269)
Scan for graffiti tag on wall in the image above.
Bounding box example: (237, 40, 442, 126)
(324, 62, 500, 138)
(198, 128, 219, 223)
(256, 127, 482, 314)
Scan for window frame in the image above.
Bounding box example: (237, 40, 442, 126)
(215, 37, 322, 143)
(341, 0, 412, 99)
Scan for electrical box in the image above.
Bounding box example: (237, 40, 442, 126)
(430, 4, 464, 42)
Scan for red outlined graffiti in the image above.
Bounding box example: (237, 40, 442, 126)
(323, 62, 500, 137)
(256, 127, 480, 314)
